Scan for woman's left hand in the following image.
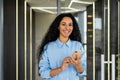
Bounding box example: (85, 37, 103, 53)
(69, 53, 81, 67)
(69, 54, 84, 73)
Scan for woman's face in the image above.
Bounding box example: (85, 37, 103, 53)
(58, 17, 73, 38)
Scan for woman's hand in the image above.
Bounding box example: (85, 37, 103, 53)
(70, 53, 84, 73)
(50, 57, 71, 77)
(61, 57, 71, 71)
(70, 53, 81, 66)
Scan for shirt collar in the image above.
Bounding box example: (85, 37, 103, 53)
(56, 38, 71, 48)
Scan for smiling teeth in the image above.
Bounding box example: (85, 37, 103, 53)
(64, 31, 69, 33)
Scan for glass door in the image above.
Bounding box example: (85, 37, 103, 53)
(94, 0, 118, 80)
(117, 1, 120, 80)
(87, 0, 118, 80)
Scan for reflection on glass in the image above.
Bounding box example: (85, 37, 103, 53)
(95, 0, 103, 80)
(95, 17, 102, 79)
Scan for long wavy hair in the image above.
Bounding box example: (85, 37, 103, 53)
(38, 13, 82, 58)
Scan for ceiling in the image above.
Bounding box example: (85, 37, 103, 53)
(26, 0, 95, 14)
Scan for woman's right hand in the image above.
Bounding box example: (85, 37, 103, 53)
(61, 57, 71, 71)
(50, 57, 70, 77)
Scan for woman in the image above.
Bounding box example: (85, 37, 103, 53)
(39, 13, 86, 80)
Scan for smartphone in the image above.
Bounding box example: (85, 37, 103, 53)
(72, 50, 82, 60)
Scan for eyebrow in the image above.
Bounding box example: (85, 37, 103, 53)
(61, 22, 72, 24)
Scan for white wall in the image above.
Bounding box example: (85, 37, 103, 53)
(35, 12, 56, 80)
(35, 13, 56, 52)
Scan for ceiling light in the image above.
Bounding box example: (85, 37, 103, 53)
(68, 0, 73, 8)
(32, 7, 56, 14)
(73, 0, 93, 4)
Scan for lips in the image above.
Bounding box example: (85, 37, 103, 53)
(63, 30, 71, 36)
(63, 30, 70, 34)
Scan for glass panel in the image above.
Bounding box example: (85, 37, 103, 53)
(117, 1, 120, 80)
(103, 0, 108, 61)
(95, 1, 102, 80)
(95, 0, 108, 80)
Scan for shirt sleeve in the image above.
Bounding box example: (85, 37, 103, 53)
(77, 44, 87, 77)
(39, 45, 52, 79)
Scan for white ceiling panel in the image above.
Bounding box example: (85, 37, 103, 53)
(26, 0, 56, 7)
(26, 0, 95, 14)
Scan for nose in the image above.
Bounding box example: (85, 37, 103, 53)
(65, 26, 70, 30)
(65, 24, 70, 29)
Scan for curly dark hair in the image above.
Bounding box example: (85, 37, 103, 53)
(38, 13, 81, 58)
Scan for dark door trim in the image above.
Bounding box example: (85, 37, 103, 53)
(0, 0, 3, 80)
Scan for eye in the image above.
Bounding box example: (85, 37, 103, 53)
(62, 23, 66, 26)
(61, 22, 66, 26)
(69, 23, 73, 27)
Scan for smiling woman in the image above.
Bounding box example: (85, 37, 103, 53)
(38, 13, 86, 80)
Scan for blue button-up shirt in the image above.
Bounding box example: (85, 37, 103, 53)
(39, 38, 86, 80)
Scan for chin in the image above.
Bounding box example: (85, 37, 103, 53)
(63, 35, 70, 38)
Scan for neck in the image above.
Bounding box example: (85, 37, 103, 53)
(59, 36, 69, 43)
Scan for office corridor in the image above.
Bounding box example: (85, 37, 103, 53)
(0, 0, 120, 80)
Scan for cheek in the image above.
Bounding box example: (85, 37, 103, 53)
(58, 26, 64, 31)
(70, 27, 73, 32)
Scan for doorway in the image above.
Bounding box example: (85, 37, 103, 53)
(2, 0, 119, 80)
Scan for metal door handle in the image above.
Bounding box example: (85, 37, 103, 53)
(101, 54, 115, 80)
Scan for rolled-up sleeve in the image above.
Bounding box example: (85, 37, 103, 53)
(39, 46, 51, 79)
(77, 45, 87, 77)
